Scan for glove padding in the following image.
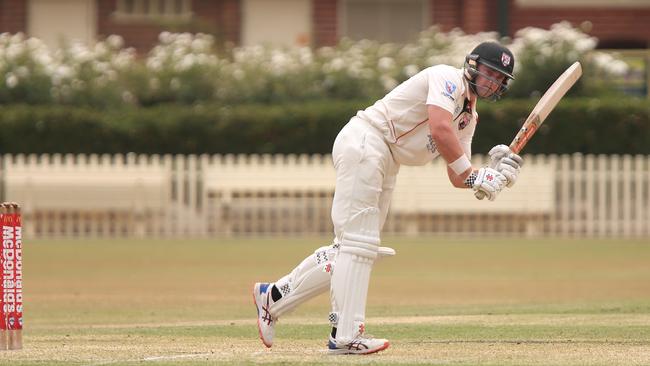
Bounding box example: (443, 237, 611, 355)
(488, 144, 523, 188)
(471, 167, 508, 201)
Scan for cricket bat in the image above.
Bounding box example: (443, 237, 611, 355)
(476, 61, 583, 199)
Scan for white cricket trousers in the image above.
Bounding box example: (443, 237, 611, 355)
(331, 117, 400, 237)
(266, 117, 399, 321)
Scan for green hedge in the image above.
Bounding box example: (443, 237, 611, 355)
(475, 98, 650, 155)
(0, 98, 648, 155)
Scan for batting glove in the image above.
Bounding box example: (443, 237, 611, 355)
(488, 144, 523, 188)
(465, 167, 508, 201)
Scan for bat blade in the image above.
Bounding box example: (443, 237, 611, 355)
(510, 61, 582, 153)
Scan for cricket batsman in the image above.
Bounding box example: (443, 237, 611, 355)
(253, 42, 523, 354)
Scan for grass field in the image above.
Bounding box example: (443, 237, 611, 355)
(2, 236, 649, 365)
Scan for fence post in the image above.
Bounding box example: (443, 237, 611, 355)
(559, 154, 570, 236)
(622, 155, 632, 237)
(572, 153, 583, 236)
(634, 155, 647, 237)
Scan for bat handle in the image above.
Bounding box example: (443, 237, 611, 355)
(475, 190, 487, 200)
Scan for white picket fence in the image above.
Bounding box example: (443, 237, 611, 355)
(1, 153, 648, 238)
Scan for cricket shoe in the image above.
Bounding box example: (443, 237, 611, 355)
(252, 282, 275, 348)
(327, 335, 390, 355)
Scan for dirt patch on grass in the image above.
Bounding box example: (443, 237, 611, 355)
(368, 313, 650, 326)
(30, 313, 650, 331)
(2, 338, 648, 366)
(2, 315, 649, 365)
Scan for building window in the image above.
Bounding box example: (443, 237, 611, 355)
(340, 0, 429, 43)
(114, 0, 192, 20)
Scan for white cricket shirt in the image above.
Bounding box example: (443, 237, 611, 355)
(356, 65, 477, 166)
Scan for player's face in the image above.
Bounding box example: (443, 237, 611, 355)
(474, 64, 507, 98)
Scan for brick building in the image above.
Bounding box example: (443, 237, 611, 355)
(1, 0, 649, 50)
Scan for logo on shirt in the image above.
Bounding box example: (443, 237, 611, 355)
(458, 114, 470, 130)
(442, 80, 456, 101)
(454, 99, 473, 130)
(426, 134, 437, 154)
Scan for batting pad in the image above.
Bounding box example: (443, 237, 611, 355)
(268, 242, 395, 320)
(330, 207, 380, 345)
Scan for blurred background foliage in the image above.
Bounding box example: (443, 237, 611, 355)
(0, 22, 647, 154)
(0, 22, 630, 107)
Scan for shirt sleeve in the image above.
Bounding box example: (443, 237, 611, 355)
(425, 66, 462, 115)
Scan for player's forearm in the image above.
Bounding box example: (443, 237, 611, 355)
(429, 122, 473, 181)
(430, 121, 463, 161)
(447, 166, 470, 188)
